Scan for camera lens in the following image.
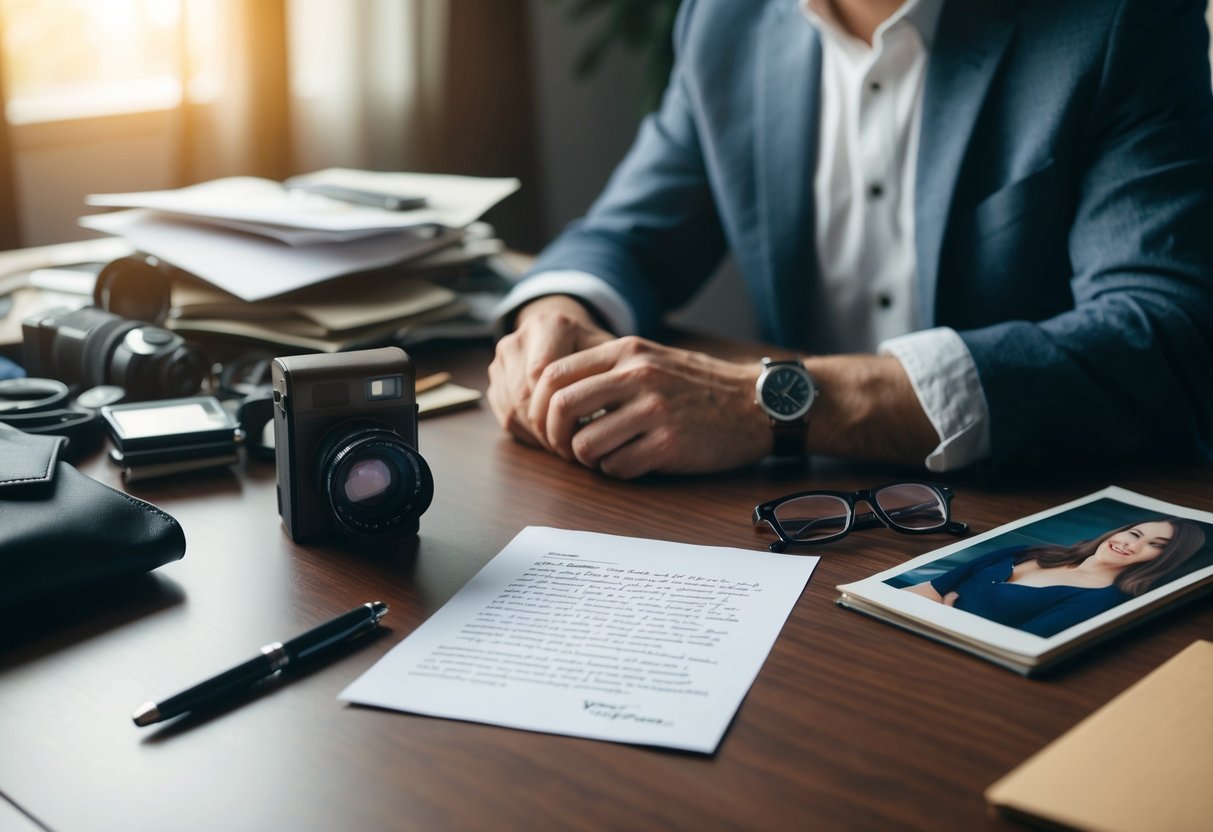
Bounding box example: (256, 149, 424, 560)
(109, 326, 207, 399)
(25, 306, 205, 399)
(319, 424, 433, 543)
(156, 343, 209, 398)
(41, 306, 134, 388)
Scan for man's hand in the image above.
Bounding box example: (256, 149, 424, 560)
(525, 336, 770, 478)
(487, 295, 613, 449)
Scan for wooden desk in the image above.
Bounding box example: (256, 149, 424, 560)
(2, 341, 1211, 831)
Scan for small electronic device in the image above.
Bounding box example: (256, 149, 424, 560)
(101, 395, 242, 480)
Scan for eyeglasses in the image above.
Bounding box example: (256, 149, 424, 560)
(752, 482, 969, 552)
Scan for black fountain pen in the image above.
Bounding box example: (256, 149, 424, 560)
(132, 601, 389, 727)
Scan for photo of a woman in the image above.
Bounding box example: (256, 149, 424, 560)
(901, 517, 1207, 637)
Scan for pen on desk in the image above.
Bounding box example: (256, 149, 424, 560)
(415, 371, 450, 394)
(286, 182, 427, 211)
(132, 601, 389, 727)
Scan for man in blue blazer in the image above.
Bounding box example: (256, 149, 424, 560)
(489, 0, 1213, 479)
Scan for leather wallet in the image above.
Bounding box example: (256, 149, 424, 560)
(0, 424, 186, 611)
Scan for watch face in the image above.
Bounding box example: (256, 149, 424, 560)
(761, 366, 815, 420)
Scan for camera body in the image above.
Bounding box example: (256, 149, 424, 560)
(272, 347, 433, 545)
(22, 306, 206, 400)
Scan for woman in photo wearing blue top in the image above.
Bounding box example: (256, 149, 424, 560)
(902, 518, 1207, 637)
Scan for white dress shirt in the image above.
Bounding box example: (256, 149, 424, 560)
(498, 0, 991, 472)
(803, 0, 990, 471)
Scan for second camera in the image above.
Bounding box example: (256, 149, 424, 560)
(272, 346, 433, 545)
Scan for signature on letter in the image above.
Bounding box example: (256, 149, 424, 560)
(582, 700, 673, 727)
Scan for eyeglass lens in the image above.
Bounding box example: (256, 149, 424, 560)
(771, 484, 947, 543)
(872, 483, 947, 530)
(771, 494, 851, 543)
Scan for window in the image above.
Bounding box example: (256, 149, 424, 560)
(0, 0, 223, 124)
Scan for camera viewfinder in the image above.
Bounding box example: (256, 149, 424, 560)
(367, 375, 403, 400)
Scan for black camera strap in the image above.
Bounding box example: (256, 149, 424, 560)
(0, 378, 103, 451)
(214, 352, 277, 461)
(235, 393, 275, 461)
(0, 377, 71, 413)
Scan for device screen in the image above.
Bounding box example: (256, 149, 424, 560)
(109, 401, 227, 438)
(103, 395, 239, 451)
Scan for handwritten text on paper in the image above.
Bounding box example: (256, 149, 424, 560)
(412, 552, 763, 698)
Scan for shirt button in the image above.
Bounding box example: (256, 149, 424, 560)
(868, 182, 884, 199)
(877, 293, 893, 309)
(869, 81, 882, 92)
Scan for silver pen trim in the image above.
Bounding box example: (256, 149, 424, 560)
(261, 642, 289, 673)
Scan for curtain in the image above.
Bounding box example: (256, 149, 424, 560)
(179, 0, 292, 184)
(0, 12, 18, 249)
(426, 0, 541, 250)
(286, 0, 541, 249)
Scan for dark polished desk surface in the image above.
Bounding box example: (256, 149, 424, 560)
(2, 338, 1211, 832)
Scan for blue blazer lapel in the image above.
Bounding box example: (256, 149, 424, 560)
(755, 2, 822, 350)
(915, 1, 1020, 327)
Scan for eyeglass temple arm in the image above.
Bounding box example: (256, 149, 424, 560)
(857, 501, 969, 535)
(852, 510, 883, 530)
(787, 500, 943, 532)
(754, 507, 851, 529)
(760, 502, 946, 534)
(774, 514, 849, 537)
(755, 500, 969, 537)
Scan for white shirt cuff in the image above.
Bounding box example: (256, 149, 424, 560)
(493, 270, 638, 335)
(879, 327, 991, 472)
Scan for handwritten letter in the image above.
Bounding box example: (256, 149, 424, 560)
(341, 527, 817, 752)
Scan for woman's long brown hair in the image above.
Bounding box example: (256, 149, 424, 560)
(1012, 517, 1207, 596)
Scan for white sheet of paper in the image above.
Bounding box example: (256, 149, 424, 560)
(85, 172, 520, 235)
(79, 210, 461, 302)
(340, 526, 818, 754)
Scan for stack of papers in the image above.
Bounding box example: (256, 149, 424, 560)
(79, 170, 520, 351)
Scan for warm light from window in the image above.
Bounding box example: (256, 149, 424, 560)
(0, 0, 223, 124)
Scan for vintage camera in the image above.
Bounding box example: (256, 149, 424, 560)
(22, 306, 206, 400)
(272, 347, 433, 545)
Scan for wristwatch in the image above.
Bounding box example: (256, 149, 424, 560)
(755, 357, 817, 458)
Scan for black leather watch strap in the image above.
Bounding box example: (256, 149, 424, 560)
(770, 418, 807, 458)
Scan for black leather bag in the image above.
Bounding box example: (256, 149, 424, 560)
(0, 424, 186, 611)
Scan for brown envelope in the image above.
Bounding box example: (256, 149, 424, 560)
(986, 640, 1213, 832)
